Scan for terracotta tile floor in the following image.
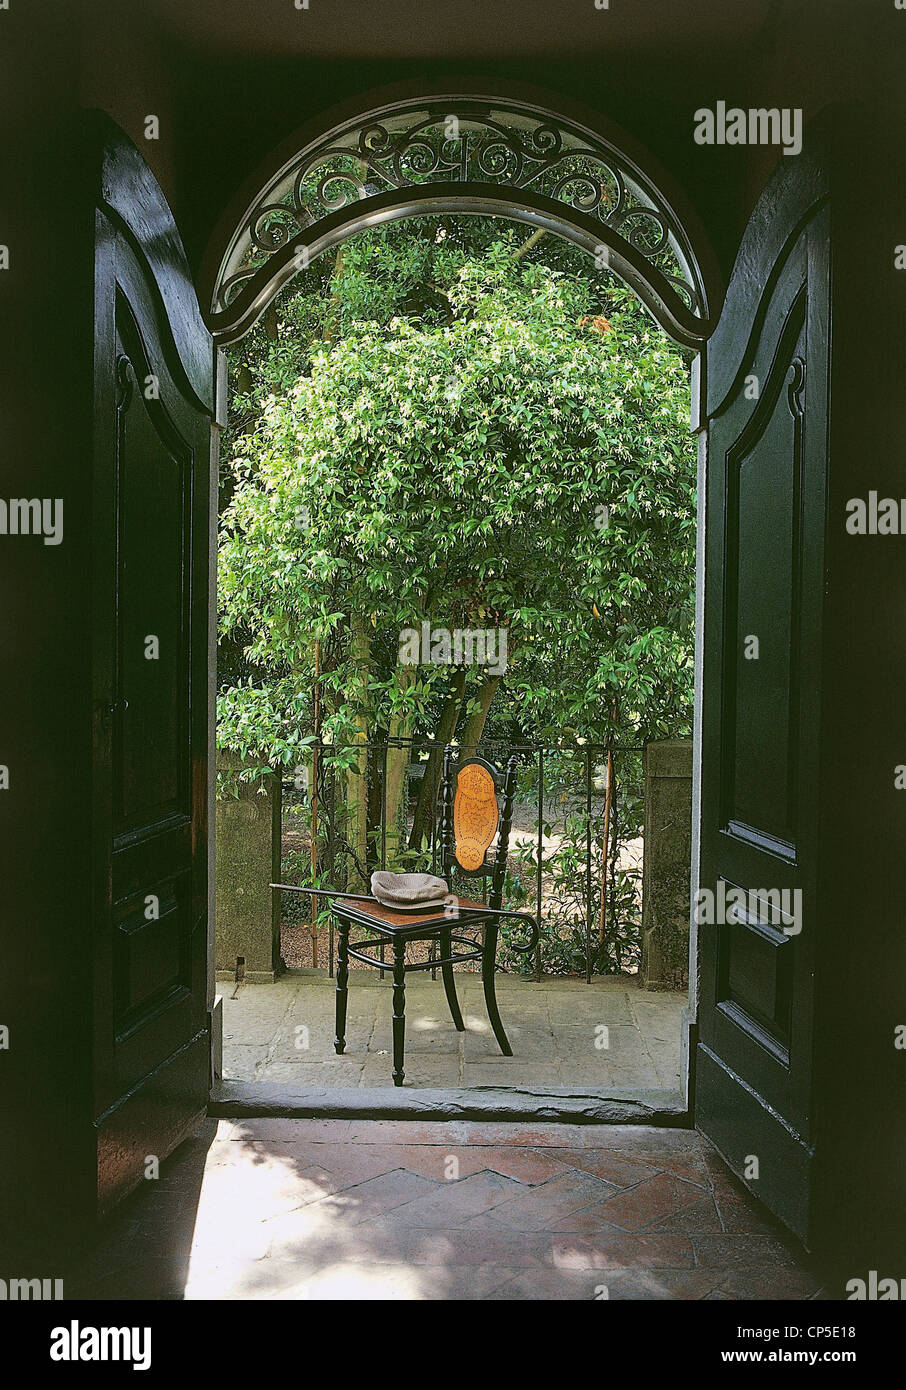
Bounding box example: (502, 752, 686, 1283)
(64, 1118, 839, 1300)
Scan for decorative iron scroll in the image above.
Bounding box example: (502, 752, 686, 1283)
(212, 100, 706, 330)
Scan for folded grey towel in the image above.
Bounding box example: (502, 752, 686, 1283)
(371, 871, 450, 909)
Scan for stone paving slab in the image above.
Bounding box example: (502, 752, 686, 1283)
(63, 1117, 835, 1301)
(221, 971, 686, 1092)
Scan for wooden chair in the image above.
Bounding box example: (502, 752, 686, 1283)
(275, 745, 538, 1086)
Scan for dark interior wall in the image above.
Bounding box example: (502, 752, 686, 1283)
(1, 0, 99, 1254)
(73, 1, 901, 310)
(78, 0, 179, 204)
(165, 50, 758, 286)
(70, 0, 790, 291)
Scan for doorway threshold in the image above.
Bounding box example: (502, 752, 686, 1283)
(209, 1079, 688, 1126)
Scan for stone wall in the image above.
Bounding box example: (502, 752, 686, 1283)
(215, 754, 282, 982)
(640, 739, 693, 991)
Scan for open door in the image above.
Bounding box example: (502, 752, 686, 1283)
(90, 117, 215, 1215)
(693, 147, 830, 1244)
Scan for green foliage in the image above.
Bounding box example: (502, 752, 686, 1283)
(219, 216, 696, 759)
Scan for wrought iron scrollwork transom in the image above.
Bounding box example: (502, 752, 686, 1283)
(212, 100, 708, 341)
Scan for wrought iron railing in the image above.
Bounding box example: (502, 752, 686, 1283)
(274, 737, 646, 983)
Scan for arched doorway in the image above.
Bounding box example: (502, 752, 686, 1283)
(205, 82, 715, 1108)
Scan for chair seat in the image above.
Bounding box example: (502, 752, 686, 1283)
(333, 895, 491, 935)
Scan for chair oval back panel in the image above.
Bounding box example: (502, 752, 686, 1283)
(452, 762, 500, 871)
(440, 748, 519, 911)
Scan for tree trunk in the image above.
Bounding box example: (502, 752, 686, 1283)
(599, 696, 619, 949)
(322, 244, 347, 345)
(345, 613, 371, 889)
(383, 665, 416, 865)
(459, 673, 500, 757)
(409, 668, 466, 850)
(599, 748, 614, 948)
(512, 228, 547, 262)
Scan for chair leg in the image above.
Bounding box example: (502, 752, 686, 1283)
(482, 929, 512, 1056)
(440, 924, 464, 1031)
(392, 938, 407, 1086)
(334, 918, 349, 1055)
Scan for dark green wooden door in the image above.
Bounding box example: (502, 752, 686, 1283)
(90, 118, 214, 1215)
(694, 149, 830, 1244)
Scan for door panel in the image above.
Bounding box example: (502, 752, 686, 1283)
(724, 329, 803, 848)
(91, 120, 214, 1214)
(114, 340, 192, 832)
(695, 150, 829, 1243)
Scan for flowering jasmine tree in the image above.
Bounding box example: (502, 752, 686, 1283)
(218, 219, 695, 890)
